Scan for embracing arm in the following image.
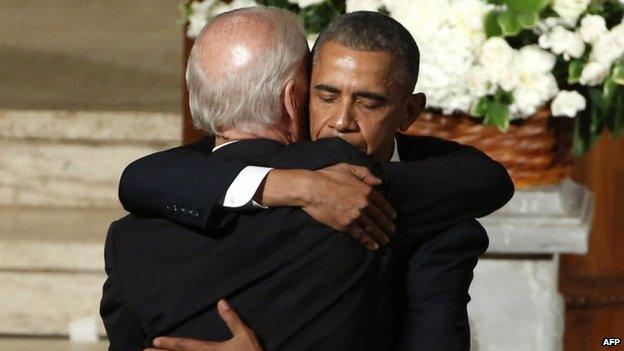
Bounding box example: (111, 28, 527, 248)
(382, 136, 514, 234)
(119, 143, 247, 229)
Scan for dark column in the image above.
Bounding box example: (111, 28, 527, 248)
(561, 130, 624, 350)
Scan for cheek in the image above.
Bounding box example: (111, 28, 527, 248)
(309, 103, 329, 139)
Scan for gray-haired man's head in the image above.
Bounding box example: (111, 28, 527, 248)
(186, 6, 309, 141)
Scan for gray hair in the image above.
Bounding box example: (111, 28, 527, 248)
(312, 11, 420, 92)
(186, 6, 308, 135)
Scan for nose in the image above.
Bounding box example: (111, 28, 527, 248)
(328, 102, 358, 133)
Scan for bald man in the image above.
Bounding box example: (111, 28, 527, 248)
(101, 7, 513, 351)
(101, 8, 397, 350)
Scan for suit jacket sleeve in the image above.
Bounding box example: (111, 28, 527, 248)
(119, 143, 247, 229)
(100, 222, 146, 350)
(380, 135, 514, 237)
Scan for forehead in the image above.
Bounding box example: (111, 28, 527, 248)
(312, 41, 395, 88)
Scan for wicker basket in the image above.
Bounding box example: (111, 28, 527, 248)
(402, 107, 574, 189)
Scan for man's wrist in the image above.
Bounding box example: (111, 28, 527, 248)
(259, 169, 315, 207)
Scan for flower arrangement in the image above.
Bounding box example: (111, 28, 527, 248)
(180, 0, 624, 155)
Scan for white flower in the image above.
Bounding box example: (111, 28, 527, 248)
(551, 0, 590, 22)
(516, 45, 557, 75)
(579, 61, 611, 86)
(213, 0, 257, 16)
(509, 73, 559, 118)
(186, 0, 256, 38)
(579, 15, 607, 44)
(389, 0, 494, 115)
(551, 90, 586, 117)
(187, 0, 217, 38)
(589, 23, 624, 65)
(346, 0, 384, 12)
(288, 0, 324, 8)
(508, 45, 559, 119)
(538, 26, 585, 60)
(448, 0, 492, 45)
(479, 37, 515, 85)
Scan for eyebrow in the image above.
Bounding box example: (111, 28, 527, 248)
(314, 84, 388, 103)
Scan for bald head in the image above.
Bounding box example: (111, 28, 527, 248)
(195, 12, 276, 78)
(186, 6, 309, 136)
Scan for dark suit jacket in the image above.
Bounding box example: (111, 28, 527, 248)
(102, 136, 514, 351)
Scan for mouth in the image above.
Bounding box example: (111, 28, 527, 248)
(319, 130, 366, 152)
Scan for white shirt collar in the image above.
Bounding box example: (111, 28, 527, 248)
(390, 138, 400, 162)
(212, 139, 240, 151)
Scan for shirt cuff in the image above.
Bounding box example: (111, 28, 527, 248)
(222, 166, 273, 209)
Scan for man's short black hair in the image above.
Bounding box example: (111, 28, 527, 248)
(311, 11, 420, 92)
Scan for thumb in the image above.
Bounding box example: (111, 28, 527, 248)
(217, 299, 247, 336)
(348, 165, 381, 186)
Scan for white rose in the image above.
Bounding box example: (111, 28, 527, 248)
(579, 61, 611, 86)
(551, 90, 587, 117)
(590, 25, 624, 65)
(516, 45, 556, 74)
(479, 37, 514, 68)
(468, 66, 497, 97)
(448, 0, 492, 45)
(510, 73, 559, 118)
(346, 0, 383, 12)
(551, 0, 590, 22)
(288, 0, 324, 8)
(579, 15, 607, 44)
(538, 26, 585, 60)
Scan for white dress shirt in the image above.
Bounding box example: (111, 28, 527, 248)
(218, 138, 400, 208)
(213, 140, 273, 209)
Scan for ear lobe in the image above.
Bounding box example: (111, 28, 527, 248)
(283, 80, 298, 123)
(399, 92, 426, 132)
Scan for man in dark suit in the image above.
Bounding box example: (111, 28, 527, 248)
(101, 8, 513, 351)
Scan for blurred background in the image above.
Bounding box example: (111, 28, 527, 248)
(0, 0, 622, 350)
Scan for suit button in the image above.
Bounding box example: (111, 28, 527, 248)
(192, 211, 200, 218)
(180, 207, 187, 213)
(172, 204, 179, 213)
(165, 204, 172, 211)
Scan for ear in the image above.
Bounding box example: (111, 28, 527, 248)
(283, 79, 306, 143)
(399, 92, 426, 132)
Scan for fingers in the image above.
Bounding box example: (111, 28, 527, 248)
(368, 187, 397, 221)
(364, 204, 395, 240)
(348, 226, 379, 251)
(217, 299, 247, 336)
(345, 164, 382, 186)
(151, 337, 216, 351)
(359, 216, 390, 247)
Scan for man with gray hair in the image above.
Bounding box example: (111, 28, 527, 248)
(103, 7, 513, 351)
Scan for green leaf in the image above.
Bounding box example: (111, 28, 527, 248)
(487, 0, 505, 5)
(485, 10, 503, 37)
(506, 0, 547, 13)
(516, 11, 539, 28)
(470, 97, 489, 117)
(612, 61, 624, 85)
(588, 88, 605, 146)
(177, 0, 191, 26)
(568, 59, 586, 84)
(497, 11, 522, 37)
(484, 101, 510, 132)
(572, 112, 590, 156)
(377, 5, 390, 15)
